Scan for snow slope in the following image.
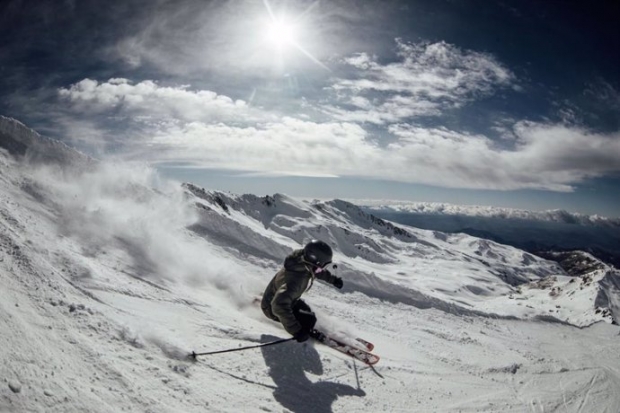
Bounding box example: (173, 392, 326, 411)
(2, 116, 620, 412)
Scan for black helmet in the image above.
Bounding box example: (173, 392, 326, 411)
(303, 240, 333, 267)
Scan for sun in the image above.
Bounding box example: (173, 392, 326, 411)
(259, 0, 329, 70)
(265, 17, 298, 49)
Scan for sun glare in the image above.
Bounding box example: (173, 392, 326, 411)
(265, 17, 298, 49)
(259, 0, 329, 70)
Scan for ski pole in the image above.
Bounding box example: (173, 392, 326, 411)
(190, 337, 294, 359)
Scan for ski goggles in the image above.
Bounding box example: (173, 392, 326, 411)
(313, 263, 336, 274)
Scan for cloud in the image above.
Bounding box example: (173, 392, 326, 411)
(551, 78, 620, 129)
(145, 118, 376, 176)
(55, 77, 620, 193)
(584, 78, 620, 112)
(58, 78, 253, 123)
(105, 0, 337, 77)
(386, 122, 620, 191)
(112, 116, 620, 193)
(511, 122, 620, 176)
(324, 39, 515, 123)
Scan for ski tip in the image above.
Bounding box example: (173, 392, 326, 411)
(355, 338, 374, 352)
(367, 356, 380, 366)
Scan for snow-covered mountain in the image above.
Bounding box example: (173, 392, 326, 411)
(0, 116, 92, 169)
(359, 200, 620, 227)
(182, 184, 619, 325)
(363, 201, 620, 269)
(2, 116, 620, 412)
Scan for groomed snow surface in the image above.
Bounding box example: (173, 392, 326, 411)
(1, 117, 620, 412)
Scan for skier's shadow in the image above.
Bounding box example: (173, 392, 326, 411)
(261, 334, 365, 413)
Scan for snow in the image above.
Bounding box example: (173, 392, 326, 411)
(1, 116, 620, 412)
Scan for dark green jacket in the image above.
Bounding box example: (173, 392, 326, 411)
(261, 249, 337, 335)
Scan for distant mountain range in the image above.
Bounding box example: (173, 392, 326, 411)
(362, 202, 620, 269)
(357, 200, 620, 227)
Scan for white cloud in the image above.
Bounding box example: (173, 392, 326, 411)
(325, 39, 515, 123)
(144, 118, 378, 176)
(58, 78, 252, 123)
(511, 122, 620, 175)
(115, 117, 620, 192)
(106, 0, 335, 77)
(55, 74, 620, 194)
(386, 122, 620, 191)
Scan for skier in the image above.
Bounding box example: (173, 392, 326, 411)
(261, 240, 344, 343)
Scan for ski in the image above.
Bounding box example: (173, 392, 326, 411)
(356, 337, 374, 351)
(312, 330, 380, 365)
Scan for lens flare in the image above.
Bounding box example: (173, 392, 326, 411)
(260, 0, 329, 70)
(265, 18, 297, 48)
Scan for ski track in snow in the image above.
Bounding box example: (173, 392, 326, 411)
(1, 117, 620, 412)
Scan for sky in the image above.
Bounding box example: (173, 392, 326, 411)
(1, 0, 620, 217)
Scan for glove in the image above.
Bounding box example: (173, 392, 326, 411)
(309, 329, 326, 342)
(333, 277, 343, 289)
(293, 329, 310, 343)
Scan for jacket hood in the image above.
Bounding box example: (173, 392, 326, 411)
(284, 249, 310, 273)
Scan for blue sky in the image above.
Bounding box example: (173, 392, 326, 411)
(1, 0, 619, 217)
